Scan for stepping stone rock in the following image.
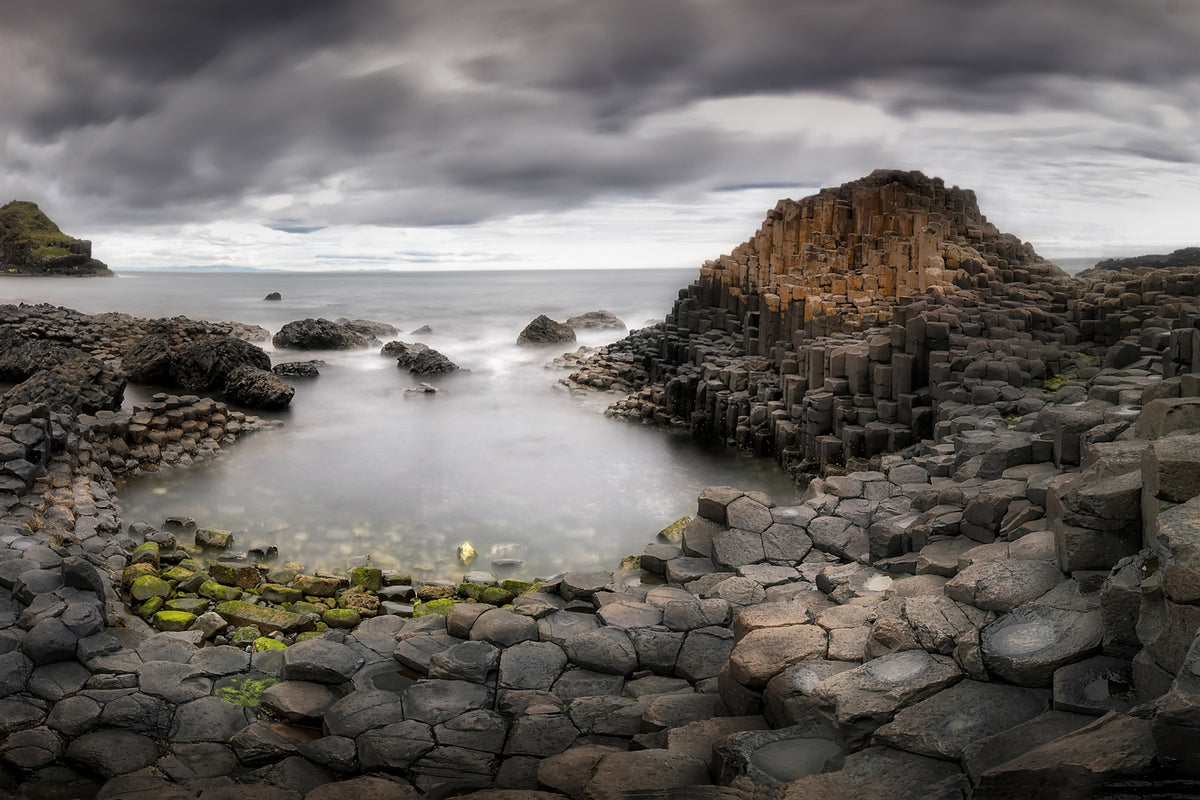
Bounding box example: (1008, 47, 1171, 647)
(960, 709, 1095, 783)
(170, 695, 254, 742)
(981, 604, 1103, 687)
(429, 640, 501, 684)
(763, 660, 857, 728)
(872, 679, 1050, 760)
(45, 695, 102, 737)
(779, 745, 969, 799)
(402, 679, 492, 725)
(357, 720, 435, 772)
(261, 681, 339, 725)
(498, 641, 568, 690)
(675, 626, 735, 681)
(726, 496, 773, 533)
(138, 660, 213, 704)
(434, 709, 508, 751)
(812, 650, 962, 746)
(552, 669, 624, 702)
(1052, 655, 1138, 715)
(944, 559, 1064, 613)
(729, 625, 828, 689)
(538, 744, 621, 799)
(323, 689, 407, 738)
(536, 610, 599, 646)
(563, 628, 637, 675)
(579, 750, 709, 800)
(504, 713, 579, 757)
(470, 608, 538, 647)
(305, 776, 421, 800)
(282, 638, 364, 684)
(0, 726, 62, 771)
(559, 571, 612, 601)
(595, 601, 662, 629)
(67, 729, 159, 778)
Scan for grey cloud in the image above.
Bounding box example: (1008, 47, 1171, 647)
(1, 0, 1198, 233)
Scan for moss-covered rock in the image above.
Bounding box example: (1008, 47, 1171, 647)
(295, 631, 325, 643)
(350, 566, 383, 592)
(292, 601, 325, 616)
(208, 563, 238, 586)
(121, 563, 158, 590)
(658, 515, 691, 544)
(384, 572, 413, 586)
(165, 597, 210, 615)
(213, 673, 278, 706)
(131, 541, 160, 568)
(195, 528, 234, 550)
(253, 637, 287, 652)
(339, 592, 381, 616)
(199, 581, 242, 602)
(214, 600, 316, 634)
(231, 626, 262, 646)
(260, 583, 303, 604)
(322, 608, 361, 628)
(416, 584, 456, 602)
(501, 579, 536, 595)
(153, 610, 196, 631)
(160, 565, 196, 583)
(137, 596, 164, 618)
(130, 574, 171, 601)
(413, 597, 458, 617)
(292, 574, 341, 597)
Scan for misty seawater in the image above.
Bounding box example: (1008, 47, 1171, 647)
(1, 269, 799, 581)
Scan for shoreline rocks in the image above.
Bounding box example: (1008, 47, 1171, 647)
(273, 318, 369, 351)
(517, 315, 576, 347)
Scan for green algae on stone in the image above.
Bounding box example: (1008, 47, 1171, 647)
(160, 566, 196, 583)
(658, 516, 691, 544)
(253, 637, 287, 652)
(292, 574, 341, 597)
(195, 528, 233, 550)
(295, 631, 325, 643)
(413, 597, 458, 617)
(259, 584, 303, 604)
(208, 563, 238, 586)
(619, 555, 641, 571)
(350, 566, 383, 592)
(322, 608, 361, 628)
(165, 597, 210, 615)
(214, 600, 316, 634)
(130, 574, 171, 601)
(130, 541, 160, 567)
(384, 572, 413, 586)
(213, 673, 279, 707)
(199, 581, 242, 602)
(121, 563, 158, 590)
(292, 601, 324, 616)
(501, 579, 536, 595)
(231, 626, 262, 646)
(137, 596, 164, 618)
(153, 610, 196, 631)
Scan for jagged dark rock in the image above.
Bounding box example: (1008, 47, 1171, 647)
(263, 292, 282, 301)
(169, 335, 272, 393)
(272, 318, 368, 350)
(384, 342, 463, 376)
(222, 365, 295, 409)
(121, 335, 174, 384)
(517, 314, 576, 347)
(566, 310, 625, 330)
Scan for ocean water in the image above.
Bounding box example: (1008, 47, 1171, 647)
(0, 269, 800, 581)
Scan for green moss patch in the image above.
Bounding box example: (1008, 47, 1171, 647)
(213, 673, 279, 707)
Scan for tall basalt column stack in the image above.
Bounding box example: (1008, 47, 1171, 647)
(573, 170, 1075, 469)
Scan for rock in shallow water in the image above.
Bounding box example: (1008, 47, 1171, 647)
(516, 315, 575, 347)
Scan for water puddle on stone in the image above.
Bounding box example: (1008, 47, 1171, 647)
(749, 738, 844, 781)
(865, 651, 929, 684)
(989, 621, 1058, 656)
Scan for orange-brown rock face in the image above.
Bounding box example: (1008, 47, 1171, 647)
(700, 169, 1063, 330)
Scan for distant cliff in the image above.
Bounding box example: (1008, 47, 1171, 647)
(1089, 246, 1200, 274)
(0, 200, 113, 277)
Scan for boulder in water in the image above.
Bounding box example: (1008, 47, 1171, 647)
(121, 334, 173, 384)
(272, 318, 367, 350)
(517, 314, 576, 346)
(170, 335, 272, 392)
(410, 325, 433, 335)
(334, 317, 398, 338)
(385, 341, 463, 375)
(263, 292, 282, 301)
(272, 360, 323, 378)
(223, 365, 294, 409)
(566, 310, 625, 330)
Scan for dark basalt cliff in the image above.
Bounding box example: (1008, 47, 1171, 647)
(0, 200, 113, 277)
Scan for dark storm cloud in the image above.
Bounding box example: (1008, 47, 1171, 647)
(1, 0, 1197, 230)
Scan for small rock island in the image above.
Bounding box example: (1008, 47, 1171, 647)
(0, 201, 113, 277)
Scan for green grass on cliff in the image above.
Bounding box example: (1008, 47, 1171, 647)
(0, 200, 80, 265)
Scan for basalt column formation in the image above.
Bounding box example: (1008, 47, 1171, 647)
(570, 170, 1076, 473)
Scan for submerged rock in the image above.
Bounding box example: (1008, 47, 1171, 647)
(517, 315, 576, 347)
(273, 318, 368, 350)
(385, 341, 463, 375)
(566, 310, 625, 330)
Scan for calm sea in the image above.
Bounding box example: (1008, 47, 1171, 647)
(0, 269, 799, 581)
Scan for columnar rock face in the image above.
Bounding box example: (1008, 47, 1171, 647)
(570, 170, 1078, 475)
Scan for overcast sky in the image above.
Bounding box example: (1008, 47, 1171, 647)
(2, 0, 1198, 271)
